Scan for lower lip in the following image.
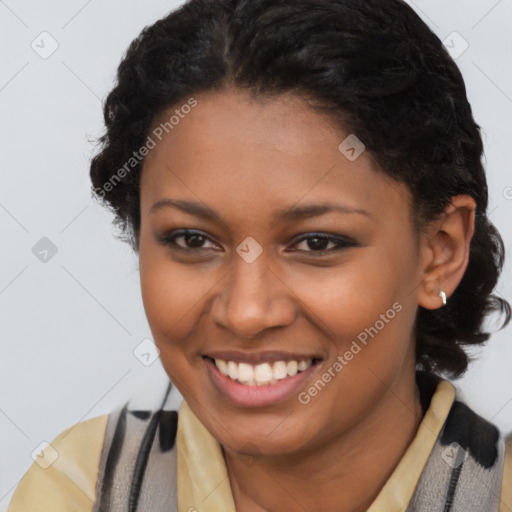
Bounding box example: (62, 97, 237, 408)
(204, 357, 321, 408)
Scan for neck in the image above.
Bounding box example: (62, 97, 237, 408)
(224, 368, 424, 512)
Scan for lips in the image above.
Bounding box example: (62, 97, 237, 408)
(202, 351, 323, 407)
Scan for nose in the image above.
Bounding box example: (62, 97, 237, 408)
(210, 255, 297, 340)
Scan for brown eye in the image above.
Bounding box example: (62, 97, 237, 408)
(301, 236, 332, 251)
(178, 233, 207, 249)
(288, 233, 357, 255)
(157, 229, 220, 251)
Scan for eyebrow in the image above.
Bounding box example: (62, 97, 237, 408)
(149, 198, 371, 222)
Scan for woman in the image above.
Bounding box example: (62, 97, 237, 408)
(8, 0, 511, 510)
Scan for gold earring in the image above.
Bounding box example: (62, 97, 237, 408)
(438, 289, 447, 306)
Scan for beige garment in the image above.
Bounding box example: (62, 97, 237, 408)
(8, 415, 108, 512)
(176, 379, 457, 512)
(7, 379, 512, 512)
(502, 434, 512, 512)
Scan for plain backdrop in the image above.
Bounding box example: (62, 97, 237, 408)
(1, 0, 511, 507)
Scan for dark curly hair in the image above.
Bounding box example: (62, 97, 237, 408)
(90, 0, 510, 378)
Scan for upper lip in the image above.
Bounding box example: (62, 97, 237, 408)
(203, 350, 323, 365)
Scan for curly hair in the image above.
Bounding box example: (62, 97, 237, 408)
(90, 0, 510, 378)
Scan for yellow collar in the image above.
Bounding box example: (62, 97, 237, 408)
(177, 379, 456, 512)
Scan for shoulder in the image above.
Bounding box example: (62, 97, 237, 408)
(8, 414, 109, 512)
(92, 400, 179, 511)
(440, 391, 512, 511)
(8, 379, 181, 512)
(501, 431, 512, 512)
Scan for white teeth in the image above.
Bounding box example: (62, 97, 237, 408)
(286, 360, 298, 377)
(298, 360, 309, 372)
(273, 361, 288, 380)
(212, 357, 315, 385)
(227, 361, 238, 380)
(216, 359, 228, 375)
(254, 363, 273, 384)
(238, 363, 254, 384)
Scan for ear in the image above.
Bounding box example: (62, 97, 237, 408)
(417, 195, 476, 310)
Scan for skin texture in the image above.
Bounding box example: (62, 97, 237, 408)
(138, 89, 476, 512)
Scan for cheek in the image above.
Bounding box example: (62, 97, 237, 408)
(283, 250, 417, 384)
(139, 255, 195, 382)
(140, 260, 176, 335)
(139, 253, 207, 397)
(139, 244, 200, 338)
(282, 259, 405, 340)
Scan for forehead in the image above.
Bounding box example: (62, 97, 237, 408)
(140, 89, 412, 227)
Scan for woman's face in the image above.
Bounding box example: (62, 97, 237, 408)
(139, 89, 424, 456)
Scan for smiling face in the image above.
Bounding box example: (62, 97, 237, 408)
(138, 89, 425, 456)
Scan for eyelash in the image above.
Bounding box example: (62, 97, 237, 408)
(157, 229, 356, 256)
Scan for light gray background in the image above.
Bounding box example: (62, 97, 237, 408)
(1, 0, 511, 507)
